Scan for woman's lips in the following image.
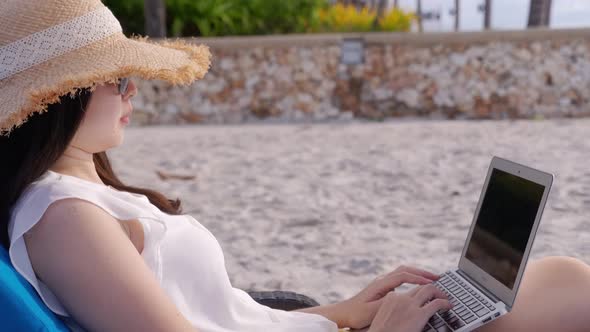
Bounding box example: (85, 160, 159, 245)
(120, 109, 132, 124)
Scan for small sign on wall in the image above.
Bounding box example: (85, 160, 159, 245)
(340, 38, 365, 65)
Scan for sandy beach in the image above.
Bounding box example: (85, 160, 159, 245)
(109, 119, 590, 307)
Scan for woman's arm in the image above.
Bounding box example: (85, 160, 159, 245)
(293, 300, 353, 328)
(25, 198, 198, 332)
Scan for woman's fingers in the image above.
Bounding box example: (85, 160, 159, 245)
(421, 298, 454, 320)
(369, 290, 452, 332)
(389, 265, 441, 281)
(406, 283, 427, 297)
(368, 272, 433, 299)
(413, 284, 449, 306)
(389, 272, 433, 287)
(406, 285, 421, 297)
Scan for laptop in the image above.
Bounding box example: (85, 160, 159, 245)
(418, 156, 554, 332)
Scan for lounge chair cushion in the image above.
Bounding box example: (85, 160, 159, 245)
(0, 245, 70, 331)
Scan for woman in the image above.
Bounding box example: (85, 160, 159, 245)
(1, 1, 589, 332)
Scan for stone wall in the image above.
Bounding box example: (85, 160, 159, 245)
(131, 28, 590, 125)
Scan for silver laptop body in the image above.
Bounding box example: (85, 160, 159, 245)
(423, 156, 554, 332)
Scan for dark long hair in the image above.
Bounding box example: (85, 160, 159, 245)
(0, 88, 183, 251)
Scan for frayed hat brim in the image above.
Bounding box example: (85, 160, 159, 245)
(0, 33, 211, 136)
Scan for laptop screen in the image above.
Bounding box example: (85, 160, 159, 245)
(464, 168, 545, 290)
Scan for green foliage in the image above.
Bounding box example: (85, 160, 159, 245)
(378, 7, 415, 32)
(166, 0, 327, 37)
(103, 0, 414, 37)
(316, 4, 415, 33)
(316, 3, 376, 33)
(102, 0, 145, 36)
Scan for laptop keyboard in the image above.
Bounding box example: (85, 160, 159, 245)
(421, 271, 496, 332)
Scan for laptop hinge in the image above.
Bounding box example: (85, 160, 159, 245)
(456, 269, 504, 306)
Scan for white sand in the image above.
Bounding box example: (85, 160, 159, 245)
(109, 119, 590, 307)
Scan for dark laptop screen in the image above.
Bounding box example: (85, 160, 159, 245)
(464, 168, 545, 289)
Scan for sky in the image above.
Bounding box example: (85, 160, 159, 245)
(387, 0, 590, 32)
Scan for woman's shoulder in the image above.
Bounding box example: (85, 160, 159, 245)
(14, 170, 89, 204)
(11, 172, 92, 221)
(9, 170, 156, 243)
(10, 173, 64, 228)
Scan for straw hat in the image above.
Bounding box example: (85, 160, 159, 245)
(0, 0, 212, 136)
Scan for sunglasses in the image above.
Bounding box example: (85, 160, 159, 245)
(118, 77, 129, 95)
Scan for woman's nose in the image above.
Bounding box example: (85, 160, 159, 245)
(123, 79, 138, 100)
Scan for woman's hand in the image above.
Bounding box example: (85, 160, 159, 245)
(367, 284, 452, 332)
(341, 265, 443, 329)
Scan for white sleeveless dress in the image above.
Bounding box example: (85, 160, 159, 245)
(7, 170, 339, 332)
